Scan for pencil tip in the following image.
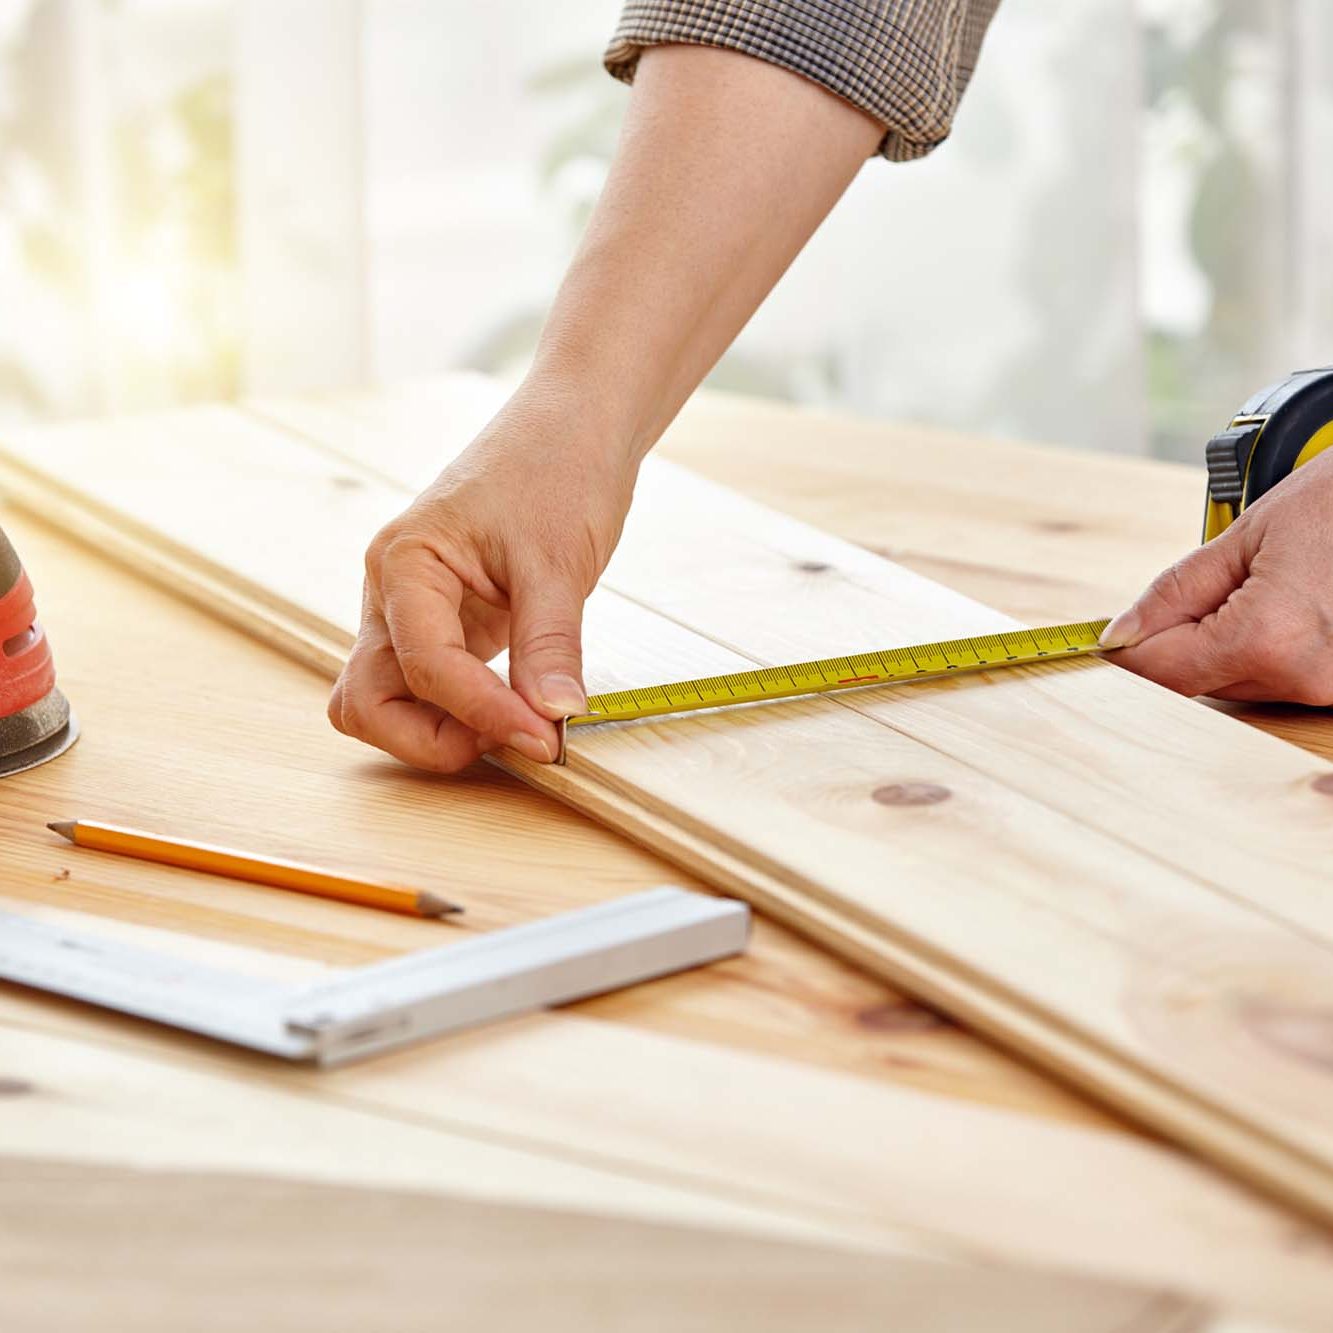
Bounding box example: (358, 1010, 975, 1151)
(46, 820, 76, 841)
(418, 892, 464, 918)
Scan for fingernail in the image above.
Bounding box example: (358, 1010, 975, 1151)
(506, 731, 553, 764)
(1100, 609, 1142, 650)
(538, 672, 587, 717)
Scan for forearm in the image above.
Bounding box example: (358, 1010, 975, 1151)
(525, 44, 884, 459)
(339, 13, 998, 772)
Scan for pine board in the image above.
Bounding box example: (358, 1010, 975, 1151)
(0, 507, 1124, 1123)
(6, 385, 1333, 1236)
(13, 503, 1332, 1327)
(6, 980, 1329, 1325)
(655, 389, 1204, 622)
(257, 381, 1333, 949)
(254, 381, 1333, 1224)
(0, 1161, 1208, 1333)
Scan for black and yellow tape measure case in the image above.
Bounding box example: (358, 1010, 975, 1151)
(1204, 366, 1333, 541)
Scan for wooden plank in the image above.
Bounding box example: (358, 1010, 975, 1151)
(254, 381, 1333, 956)
(240, 375, 1193, 615)
(1, 508, 1088, 1121)
(252, 385, 1333, 953)
(509, 636, 1333, 1225)
(0, 1000, 897, 1251)
(655, 390, 1333, 764)
(5, 989, 1331, 1325)
(243, 383, 1333, 1216)
(1, 440, 1332, 1320)
(250, 381, 1333, 768)
(600, 463, 1333, 945)
(0, 460, 348, 679)
(0, 1160, 1203, 1333)
(657, 390, 1203, 610)
(2, 511, 1260, 1296)
(8, 395, 1333, 1231)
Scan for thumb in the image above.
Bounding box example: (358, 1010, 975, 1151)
(1100, 533, 1248, 650)
(507, 574, 588, 721)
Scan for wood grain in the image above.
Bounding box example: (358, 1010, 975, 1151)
(238, 381, 1333, 1222)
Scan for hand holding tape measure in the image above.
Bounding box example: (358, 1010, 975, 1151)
(1105, 366, 1333, 705)
(335, 367, 1333, 776)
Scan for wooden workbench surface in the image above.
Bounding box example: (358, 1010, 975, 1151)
(3, 388, 1332, 1329)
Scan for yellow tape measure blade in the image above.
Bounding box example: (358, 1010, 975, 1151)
(570, 619, 1110, 729)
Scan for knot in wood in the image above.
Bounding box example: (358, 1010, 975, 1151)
(872, 782, 951, 807)
(1240, 997, 1333, 1073)
(856, 1002, 952, 1032)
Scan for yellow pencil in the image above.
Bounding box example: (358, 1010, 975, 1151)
(47, 819, 462, 919)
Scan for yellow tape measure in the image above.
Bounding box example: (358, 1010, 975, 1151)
(567, 618, 1110, 730)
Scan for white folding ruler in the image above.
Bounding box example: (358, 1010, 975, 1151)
(0, 887, 748, 1067)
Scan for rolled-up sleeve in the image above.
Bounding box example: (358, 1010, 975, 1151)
(605, 0, 1002, 162)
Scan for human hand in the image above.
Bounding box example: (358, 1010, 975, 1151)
(328, 389, 636, 771)
(329, 42, 887, 773)
(1102, 448, 1333, 702)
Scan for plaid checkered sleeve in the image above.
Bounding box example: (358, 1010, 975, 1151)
(605, 0, 1001, 161)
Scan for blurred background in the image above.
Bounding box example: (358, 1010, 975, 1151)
(0, 0, 1330, 461)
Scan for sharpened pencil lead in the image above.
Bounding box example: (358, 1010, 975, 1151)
(418, 892, 464, 918)
(46, 820, 76, 841)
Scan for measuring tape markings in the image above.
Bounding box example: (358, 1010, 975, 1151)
(567, 620, 1112, 731)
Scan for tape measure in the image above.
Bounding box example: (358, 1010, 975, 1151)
(567, 619, 1110, 732)
(1203, 365, 1333, 541)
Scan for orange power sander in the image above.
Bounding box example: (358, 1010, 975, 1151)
(0, 524, 78, 776)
